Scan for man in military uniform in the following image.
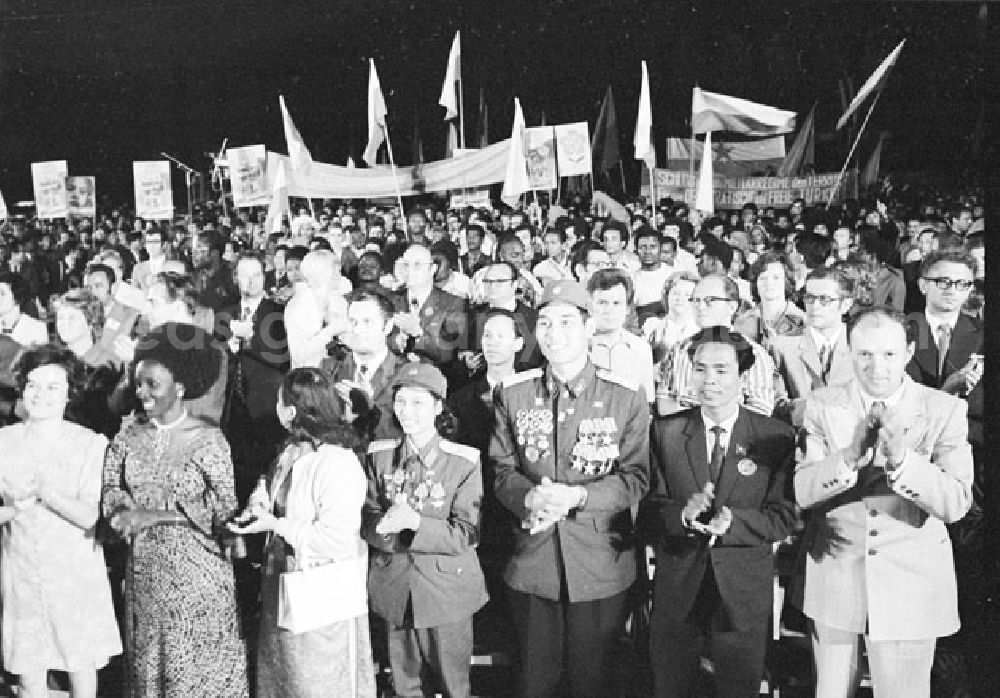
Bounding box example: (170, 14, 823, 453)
(491, 279, 650, 698)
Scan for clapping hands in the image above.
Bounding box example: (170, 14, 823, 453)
(523, 478, 584, 535)
(682, 482, 732, 537)
(375, 498, 421, 535)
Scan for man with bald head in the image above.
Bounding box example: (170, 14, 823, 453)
(795, 307, 973, 698)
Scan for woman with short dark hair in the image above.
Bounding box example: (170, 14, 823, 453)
(102, 322, 248, 697)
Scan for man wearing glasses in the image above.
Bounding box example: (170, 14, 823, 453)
(657, 274, 778, 417)
(770, 268, 856, 426)
(462, 262, 541, 376)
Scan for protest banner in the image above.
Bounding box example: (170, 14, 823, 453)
(228, 145, 269, 208)
(31, 160, 69, 219)
(525, 126, 557, 190)
(665, 136, 785, 177)
(645, 169, 857, 208)
(554, 122, 592, 178)
(66, 176, 96, 217)
(449, 188, 492, 210)
(133, 161, 174, 220)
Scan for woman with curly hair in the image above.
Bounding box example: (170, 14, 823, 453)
(101, 322, 248, 697)
(0, 345, 122, 698)
(229, 367, 376, 697)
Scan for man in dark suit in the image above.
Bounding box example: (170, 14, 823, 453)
(320, 290, 404, 440)
(641, 326, 796, 698)
(219, 253, 290, 504)
(391, 243, 467, 385)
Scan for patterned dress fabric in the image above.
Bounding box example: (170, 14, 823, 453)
(256, 444, 376, 698)
(0, 421, 122, 673)
(102, 420, 249, 698)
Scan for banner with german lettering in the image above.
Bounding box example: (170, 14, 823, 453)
(66, 176, 96, 217)
(133, 161, 173, 220)
(228, 145, 269, 208)
(31, 160, 69, 219)
(554, 122, 592, 178)
(525, 126, 557, 190)
(646, 168, 857, 208)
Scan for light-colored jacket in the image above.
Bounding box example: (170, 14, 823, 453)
(271, 444, 369, 566)
(794, 378, 973, 641)
(770, 328, 854, 426)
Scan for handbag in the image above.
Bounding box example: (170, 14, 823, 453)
(277, 550, 369, 634)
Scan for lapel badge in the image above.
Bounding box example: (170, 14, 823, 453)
(737, 458, 757, 477)
(525, 445, 540, 463)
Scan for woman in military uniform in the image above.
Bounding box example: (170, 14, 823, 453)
(362, 362, 488, 698)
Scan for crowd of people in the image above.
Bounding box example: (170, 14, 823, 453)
(0, 184, 987, 698)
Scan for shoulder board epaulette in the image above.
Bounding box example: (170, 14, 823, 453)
(502, 368, 543, 388)
(439, 440, 480, 463)
(367, 439, 400, 454)
(596, 369, 639, 392)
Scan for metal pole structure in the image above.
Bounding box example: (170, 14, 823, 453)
(160, 151, 196, 221)
(382, 126, 406, 219)
(826, 89, 883, 208)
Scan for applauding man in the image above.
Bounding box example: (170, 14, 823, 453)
(795, 307, 973, 697)
(491, 280, 649, 698)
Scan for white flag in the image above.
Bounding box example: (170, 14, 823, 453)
(438, 31, 461, 121)
(364, 59, 389, 167)
(633, 61, 655, 171)
(0, 190, 8, 221)
(279, 96, 313, 174)
(692, 88, 796, 136)
(264, 160, 289, 234)
(501, 98, 530, 207)
(695, 131, 714, 214)
(837, 40, 905, 131)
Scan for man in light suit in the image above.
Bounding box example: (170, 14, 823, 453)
(642, 327, 796, 697)
(795, 307, 973, 698)
(771, 267, 855, 426)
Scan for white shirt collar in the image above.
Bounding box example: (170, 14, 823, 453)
(700, 407, 740, 453)
(808, 324, 843, 353)
(356, 347, 388, 375)
(858, 379, 907, 414)
(924, 310, 959, 338)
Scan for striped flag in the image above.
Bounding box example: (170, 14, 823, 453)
(836, 40, 905, 131)
(438, 31, 461, 120)
(279, 96, 313, 174)
(501, 98, 530, 207)
(633, 61, 655, 171)
(692, 88, 795, 136)
(363, 59, 388, 166)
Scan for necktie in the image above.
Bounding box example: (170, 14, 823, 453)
(709, 425, 726, 482)
(819, 343, 832, 383)
(357, 364, 372, 392)
(936, 324, 952, 379)
(863, 400, 886, 456)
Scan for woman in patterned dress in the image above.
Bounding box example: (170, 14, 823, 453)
(0, 345, 122, 698)
(229, 367, 376, 698)
(102, 322, 249, 697)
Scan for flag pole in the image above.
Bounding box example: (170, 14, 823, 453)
(382, 126, 406, 217)
(826, 89, 883, 207)
(458, 77, 466, 151)
(618, 162, 627, 195)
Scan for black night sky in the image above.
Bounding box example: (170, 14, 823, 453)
(0, 0, 991, 205)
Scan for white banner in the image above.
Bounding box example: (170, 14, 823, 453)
(31, 160, 69, 219)
(66, 176, 96, 217)
(525, 127, 557, 190)
(133, 161, 173, 220)
(647, 169, 857, 207)
(449, 189, 492, 210)
(554, 122, 592, 178)
(228, 145, 269, 208)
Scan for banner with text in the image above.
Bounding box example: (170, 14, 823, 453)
(228, 145, 269, 208)
(449, 188, 493, 210)
(525, 127, 557, 190)
(646, 169, 856, 208)
(554, 122, 592, 177)
(133, 161, 174, 220)
(66, 176, 96, 217)
(31, 160, 69, 219)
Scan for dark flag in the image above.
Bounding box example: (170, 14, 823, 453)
(591, 86, 621, 174)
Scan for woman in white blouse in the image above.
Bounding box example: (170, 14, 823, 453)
(230, 367, 375, 698)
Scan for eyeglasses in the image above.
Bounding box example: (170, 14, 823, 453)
(689, 296, 734, 308)
(922, 277, 974, 291)
(483, 278, 515, 285)
(802, 294, 844, 307)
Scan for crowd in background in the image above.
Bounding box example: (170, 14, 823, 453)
(0, 181, 988, 698)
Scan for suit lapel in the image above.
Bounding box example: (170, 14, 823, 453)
(714, 409, 752, 507)
(909, 314, 939, 381)
(829, 331, 852, 385)
(944, 315, 980, 377)
(683, 412, 710, 489)
(798, 333, 823, 382)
